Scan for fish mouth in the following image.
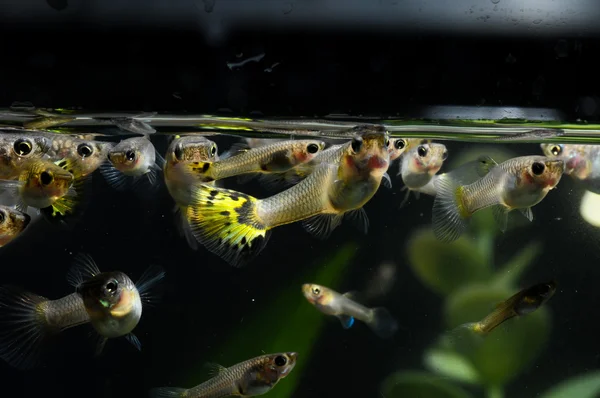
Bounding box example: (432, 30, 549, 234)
(301, 284, 312, 298)
(367, 155, 388, 170)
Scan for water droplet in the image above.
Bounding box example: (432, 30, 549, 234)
(533, 19, 542, 24)
(203, 0, 215, 13)
(491, 0, 500, 3)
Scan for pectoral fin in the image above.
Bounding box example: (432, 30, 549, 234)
(518, 207, 533, 222)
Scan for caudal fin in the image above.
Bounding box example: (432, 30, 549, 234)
(0, 286, 53, 369)
(174, 205, 200, 251)
(186, 184, 271, 267)
(432, 174, 469, 243)
(149, 387, 188, 398)
(367, 307, 399, 339)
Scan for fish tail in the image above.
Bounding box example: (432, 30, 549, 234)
(432, 174, 469, 243)
(149, 387, 188, 398)
(0, 286, 53, 369)
(174, 205, 200, 251)
(186, 184, 271, 267)
(367, 307, 399, 339)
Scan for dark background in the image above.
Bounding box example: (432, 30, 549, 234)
(1, 1, 600, 397)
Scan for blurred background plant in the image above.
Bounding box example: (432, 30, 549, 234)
(381, 147, 600, 398)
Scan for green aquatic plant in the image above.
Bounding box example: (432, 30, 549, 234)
(196, 243, 358, 398)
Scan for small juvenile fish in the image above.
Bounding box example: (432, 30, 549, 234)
(149, 352, 298, 398)
(0, 205, 30, 247)
(461, 281, 556, 335)
(0, 158, 76, 211)
(0, 253, 164, 369)
(398, 142, 448, 207)
(186, 126, 390, 266)
(180, 139, 326, 185)
(23, 115, 76, 130)
(44, 135, 115, 177)
(301, 283, 398, 338)
(541, 143, 600, 194)
(388, 138, 409, 162)
(0, 130, 53, 179)
(100, 135, 165, 191)
(432, 155, 564, 242)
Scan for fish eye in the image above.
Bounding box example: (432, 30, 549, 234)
(77, 143, 93, 158)
(531, 162, 545, 175)
(274, 355, 287, 367)
(40, 171, 53, 186)
(442, 150, 448, 161)
(0, 210, 5, 224)
(307, 143, 319, 154)
(351, 138, 363, 153)
(126, 150, 136, 161)
(550, 145, 562, 156)
(13, 139, 33, 156)
(394, 139, 406, 150)
(174, 144, 184, 160)
(417, 145, 428, 157)
(311, 287, 321, 295)
(105, 279, 119, 294)
(210, 144, 217, 157)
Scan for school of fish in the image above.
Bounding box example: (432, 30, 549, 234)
(0, 121, 592, 397)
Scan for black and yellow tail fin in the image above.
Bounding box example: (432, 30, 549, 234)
(186, 184, 271, 267)
(41, 157, 92, 227)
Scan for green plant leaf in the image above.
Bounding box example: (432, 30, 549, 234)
(381, 371, 475, 398)
(540, 370, 600, 398)
(187, 243, 358, 398)
(424, 348, 480, 385)
(443, 283, 552, 387)
(407, 228, 490, 296)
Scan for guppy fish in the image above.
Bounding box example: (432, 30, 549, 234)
(100, 135, 165, 191)
(0, 157, 90, 222)
(163, 135, 219, 250)
(0, 205, 30, 247)
(180, 139, 326, 185)
(0, 253, 164, 369)
(150, 353, 297, 398)
(398, 142, 448, 207)
(0, 130, 53, 179)
(388, 138, 409, 162)
(461, 281, 556, 335)
(541, 143, 600, 194)
(264, 137, 395, 190)
(44, 133, 115, 177)
(302, 283, 398, 339)
(164, 135, 219, 206)
(186, 126, 390, 267)
(0, 128, 114, 178)
(432, 155, 564, 242)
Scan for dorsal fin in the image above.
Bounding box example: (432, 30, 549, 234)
(66, 253, 101, 288)
(204, 362, 227, 377)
